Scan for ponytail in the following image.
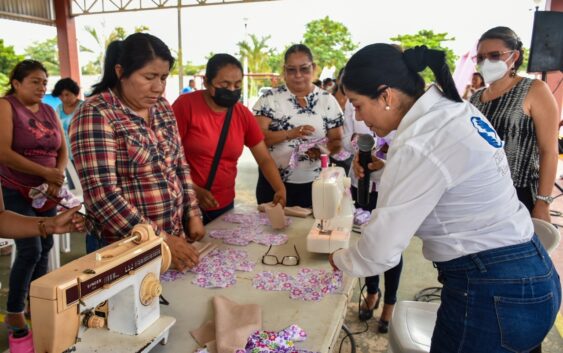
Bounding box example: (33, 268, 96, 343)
(90, 40, 123, 96)
(403, 46, 462, 102)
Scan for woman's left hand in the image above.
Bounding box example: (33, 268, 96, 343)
(187, 215, 206, 242)
(272, 188, 287, 208)
(532, 202, 551, 223)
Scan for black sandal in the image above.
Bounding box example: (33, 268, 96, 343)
(378, 319, 389, 333)
(359, 288, 381, 321)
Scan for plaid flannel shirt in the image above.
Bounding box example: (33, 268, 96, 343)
(69, 89, 201, 243)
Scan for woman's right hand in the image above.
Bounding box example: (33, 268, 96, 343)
(42, 167, 65, 186)
(48, 205, 86, 233)
(164, 233, 200, 272)
(194, 185, 219, 210)
(352, 153, 385, 179)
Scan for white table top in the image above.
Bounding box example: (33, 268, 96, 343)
(152, 205, 358, 353)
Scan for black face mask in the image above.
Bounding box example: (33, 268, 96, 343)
(211, 87, 241, 108)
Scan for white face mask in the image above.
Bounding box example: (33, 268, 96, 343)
(478, 53, 514, 84)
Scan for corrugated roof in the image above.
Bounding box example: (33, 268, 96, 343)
(0, 0, 54, 25)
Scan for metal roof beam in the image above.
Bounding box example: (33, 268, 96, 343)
(71, 0, 278, 16)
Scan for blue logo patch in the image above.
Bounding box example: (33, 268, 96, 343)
(470, 116, 503, 148)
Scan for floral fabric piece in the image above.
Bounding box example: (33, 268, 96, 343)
(161, 248, 255, 288)
(252, 268, 342, 301)
(210, 213, 290, 246)
(353, 208, 371, 226)
(234, 324, 319, 353)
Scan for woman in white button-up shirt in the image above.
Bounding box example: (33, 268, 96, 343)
(329, 44, 560, 353)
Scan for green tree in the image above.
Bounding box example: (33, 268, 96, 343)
(237, 34, 277, 96)
(80, 24, 149, 75)
(303, 16, 357, 73)
(520, 47, 530, 73)
(390, 30, 458, 84)
(0, 39, 24, 94)
(24, 38, 59, 75)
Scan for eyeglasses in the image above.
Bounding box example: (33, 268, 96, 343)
(284, 64, 313, 76)
(473, 50, 514, 64)
(261, 244, 300, 266)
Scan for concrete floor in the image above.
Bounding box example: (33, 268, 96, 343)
(0, 147, 561, 352)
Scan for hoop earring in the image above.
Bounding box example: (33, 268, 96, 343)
(385, 105, 390, 111)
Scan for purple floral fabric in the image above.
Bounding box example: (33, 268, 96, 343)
(253, 268, 342, 301)
(222, 212, 291, 227)
(160, 248, 255, 288)
(235, 324, 319, 353)
(209, 228, 288, 246)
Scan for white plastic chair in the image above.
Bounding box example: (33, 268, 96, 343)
(532, 218, 560, 254)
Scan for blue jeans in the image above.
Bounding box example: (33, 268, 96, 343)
(85, 232, 108, 254)
(2, 187, 55, 313)
(431, 235, 561, 353)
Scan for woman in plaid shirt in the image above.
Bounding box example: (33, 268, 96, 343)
(70, 33, 203, 272)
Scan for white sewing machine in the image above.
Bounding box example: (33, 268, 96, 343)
(30, 224, 175, 353)
(307, 165, 354, 253)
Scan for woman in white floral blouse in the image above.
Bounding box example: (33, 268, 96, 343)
(253, 44, 344, 208)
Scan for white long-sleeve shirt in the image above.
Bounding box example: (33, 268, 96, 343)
(333, 86, 533, 277)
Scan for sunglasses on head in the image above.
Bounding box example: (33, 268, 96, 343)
(473, 50, 514, 64)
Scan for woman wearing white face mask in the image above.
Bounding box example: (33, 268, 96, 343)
(470, 26, 559, 223)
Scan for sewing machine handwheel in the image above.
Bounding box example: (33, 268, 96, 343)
(160, 241, 172, 274)
(131, 225, 151, 244)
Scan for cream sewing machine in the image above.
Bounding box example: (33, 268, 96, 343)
(30, 224, 175, 353)
(307, 165, 354, 253)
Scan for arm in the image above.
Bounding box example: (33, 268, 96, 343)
(527, 80, 559, 222)
(0, 186, 85, 237)
(0, 100, 64, 186)
(250, 141, 287, 207)
(326, 126, 343, 155)
(46, 117, 69, 197)
(332, 146, 446, 277)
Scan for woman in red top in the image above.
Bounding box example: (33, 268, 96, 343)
(173, 54, 285, 224)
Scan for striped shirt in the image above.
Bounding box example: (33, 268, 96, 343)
(470, 78, 537, 194)
(69, 89, 200, 243)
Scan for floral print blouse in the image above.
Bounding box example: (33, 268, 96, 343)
(253, 85, 343, 184)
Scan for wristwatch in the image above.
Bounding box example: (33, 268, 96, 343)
(536, 194, 554, 204)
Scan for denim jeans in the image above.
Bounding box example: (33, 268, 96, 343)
(431, 235, 561, 353)
(2, 187, 55, 313)
(85, 232, 108, 254)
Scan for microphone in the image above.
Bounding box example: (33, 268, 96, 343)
(357, 134, 375, 208)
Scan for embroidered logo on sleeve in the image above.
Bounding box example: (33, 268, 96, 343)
(470, 116, 503, 148)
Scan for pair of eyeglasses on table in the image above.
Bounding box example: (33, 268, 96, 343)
(261, 244, 300, 266)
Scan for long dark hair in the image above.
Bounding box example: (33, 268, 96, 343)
(5, 60, 48, 96)
(90, 32, 175, 96)
(478, 26, 524, 71)
(342, 44, 461, 103)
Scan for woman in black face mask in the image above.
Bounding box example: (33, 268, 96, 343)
(173, 54, 286, 224)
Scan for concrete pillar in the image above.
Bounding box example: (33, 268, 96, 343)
(54, 0, 81, 87)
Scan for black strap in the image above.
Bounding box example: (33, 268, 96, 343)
(205, 107, 233, 190)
